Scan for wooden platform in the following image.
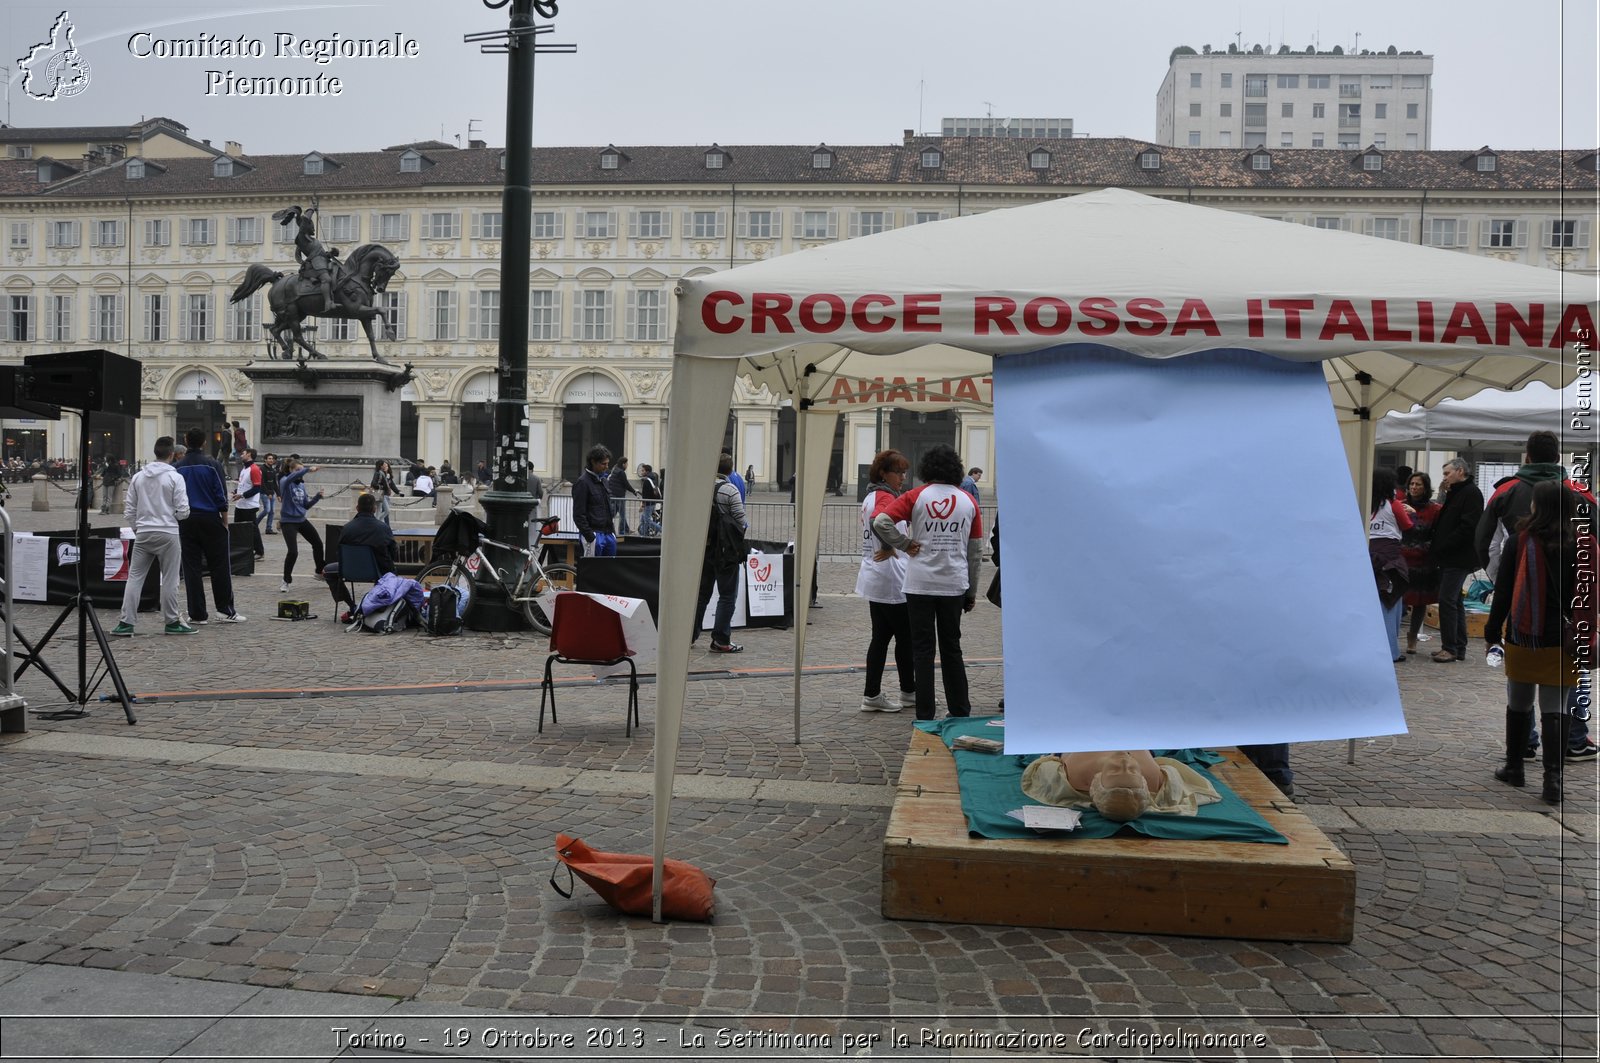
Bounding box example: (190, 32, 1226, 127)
(882, 731, 1356, 942)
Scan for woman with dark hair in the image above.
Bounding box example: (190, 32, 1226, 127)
(369, 459, 399, 526)
(1368, 469, 1415, 664)
(872, 444, 984, 720)
(1399, 471, 1442, 654)
(1485, 480, 1598, 803)
(856, 449, 915, 712)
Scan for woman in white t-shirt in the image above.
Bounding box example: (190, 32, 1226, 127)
(856, 449, 914, 713)
(1369, 469, 1416, 663)
(872, 444, 984, 721)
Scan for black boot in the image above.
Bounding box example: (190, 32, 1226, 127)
(1495, 710, 1531, 787)
(1541, 712, 1567, 804)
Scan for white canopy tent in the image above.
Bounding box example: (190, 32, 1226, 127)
(1376, 380, 1597, 453)
(649, 188, 1596, 918)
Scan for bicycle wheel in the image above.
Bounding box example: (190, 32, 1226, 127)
(519, 561, 578, 634)
(417, 559, 474, 616)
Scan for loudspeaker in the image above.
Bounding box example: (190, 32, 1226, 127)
(0, 365, 61, 419)
(22, 348, 141, 416)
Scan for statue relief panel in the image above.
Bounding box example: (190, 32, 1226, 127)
(141, 366, 166, 398)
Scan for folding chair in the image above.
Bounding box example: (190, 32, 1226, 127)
(539, 591, 641, 736)
(332, 542, 382, 618)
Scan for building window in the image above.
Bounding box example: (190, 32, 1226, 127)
(400, 152, 422, 173)
(1370, 217, 1401, 241)
(1338, 103, 1361, 123)
(704, 149, 726, 170)
(582, 211, 615, 239)
(182, 293, 212, 341)
(1244, 102, 1267, 125)
(600, 150, 619, 170)
(93, 220, 123, 247)
(44, 294, 71, 342)
(7, 295, 33, 342)
(1244, 132, 1265, 148)
(183, 218, 214, 245)
(811, 150, 832, 170)
(1189, 72, 1202, 88)
(1308, 74, 1330, 89)
(1218, 131, 1233, 147)
(911, 210, 946, 225)
(1281, 103, 1293, 118)
(689, 210, 723, 239)
(1425, 218, 1462, 247)
(799, 210, 834, 239)
(579, 289, 612, 341)
(468, 290, 500, 340)
(1219, 102, 1232, 117)
(1374, 103, 1387, 119)
(425, 212, 459, 240)
(1188, 131, 1202, 146)
(326, 214, 359, 242)
(1189, 102, 1202, 117)
(531, 211, 562, 240)
(322, 317, 353, 342)
(47, 220, 80, 248)
(125, 159, 145, 179)
(852, 211, 890, 237)
(920, 149, 942, 170)
(1138, 151, 1161, 170)
(1314, 216, 1342, 230)
(1362, 153, 1383, 171)
(377, 213, 408, 241)
(1220, 73, 1232, 88)
(1402, 74, 1427, 89)
(1312, 133, 1325, 148)
(628, 288, 663, 342)
(1280, 133, 1293, 147)
(1277, 74, 1299, 89)
(1487, 219, 1519, 248)
(229, 216, 261, 244)
(212, 157, 233, 178)
(741, 210, 775, 239)
(91, 294, 122, 343)
(1405, 133, 1419, 149)
(303, 156, 324, 175)
(1338, 135, 1360, 149)
(378, 291, 407, 340)
(1029, 148, 1051, 169)
(528, 289, 559, 341)
(9, 223, 28, 249)
(1549, 220, 1582, 249)
(1369, 75, 1393, 89)
(1250, 152, 1271, 171)
(471, 212, 502, 239)
(1339, 81, 1360, 97)
(1244, 75, 1267, 97)
(1373, 134, 1387, 149)
(142, 293, 165, 341)
(1406, 103, 1419, 119)
(427, 290, 457, 340)
(229, 292, 261, 342)
(1476, 155, 1497, 172)
(1312, 102, 1326, 118)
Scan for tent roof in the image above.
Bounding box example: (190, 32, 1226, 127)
(1376, 381, 1598, 448)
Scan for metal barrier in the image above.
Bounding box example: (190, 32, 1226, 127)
(0, 506, 28, 731)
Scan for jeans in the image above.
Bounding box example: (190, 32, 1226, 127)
(609, 497, 630, 535)
(1382, 597, 1404, 660)
(1436, 566, 1472, 658)
(638, 503, 661, 536)
(905, 592, 970, 720)
(864, 600, 913, 698)
(120, 530, 182, 626)
(260, 493, 277, 532)
(693, 560, 740, 645)
(179, 511, 236, 622)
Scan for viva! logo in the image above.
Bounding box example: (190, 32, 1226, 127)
(925, 495, 958, 519)
(747, 557, 772, 583)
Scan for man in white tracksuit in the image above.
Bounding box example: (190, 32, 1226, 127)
(111, 436, 194, 636)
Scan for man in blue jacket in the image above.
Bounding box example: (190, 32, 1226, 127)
(174, 426, 244, 624)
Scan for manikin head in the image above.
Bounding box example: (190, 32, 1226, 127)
(1086, 752, 1154, 822)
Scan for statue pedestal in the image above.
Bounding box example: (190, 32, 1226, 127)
(243, 359, 412, 465)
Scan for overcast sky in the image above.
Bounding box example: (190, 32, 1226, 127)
(3, 0, 1595, 155)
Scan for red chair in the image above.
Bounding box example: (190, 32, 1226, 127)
(539, 592, 641, 736)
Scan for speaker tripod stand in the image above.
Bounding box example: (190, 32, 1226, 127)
(13, 410, 136, 724)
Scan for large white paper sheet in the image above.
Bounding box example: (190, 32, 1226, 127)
(574, 592, 658, 675)
(9, 534, 48, 602)
(994, 345, 1407, 755)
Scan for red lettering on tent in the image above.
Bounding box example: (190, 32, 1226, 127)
(1494, 303, 1544, 348)
(857, 378, 885, 403)
(885, 377, 916, 402)
(974, 296, 1018, 335)
(1318, 299, 1370, 342)
(1172, 298, 1221, 337)
(903, 294, 942, 332)
(1417, 301, 1435, 343)
(1125, 298, 1167, 336)
(702, 291, 744, 334)
(1023, 297, 1071, 336)
(828, 378, 857, 404)
(750, 292, 795, 334)
(1076, 296, 1119, 336)
(1247, 299, 1264, 339)
(1441, 302, 1492, 345)
(1370, 300, 1411, 343)
(798, 293, 847, 333)
(1550, 304, 1597, 349)
(953, 378, 981, 402)
(1268, 298, 1316, 339)
(852, 294, 895, 333)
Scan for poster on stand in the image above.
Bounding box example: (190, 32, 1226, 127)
(744, 551, 785, 617)
(9, 535, 48, 602)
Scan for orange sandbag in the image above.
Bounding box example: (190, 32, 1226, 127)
(550, 833, 716, 922)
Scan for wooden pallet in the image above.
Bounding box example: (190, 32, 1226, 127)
(883, 730, 1355, 942)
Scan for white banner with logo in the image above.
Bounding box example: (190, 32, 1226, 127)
(743, 551, 785, 617)
(105, 534, 133, 582)
(574, 592, 657, 675)
(9, 534, 48, 602)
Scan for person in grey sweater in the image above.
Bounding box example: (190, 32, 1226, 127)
(112, 436, 194, 636)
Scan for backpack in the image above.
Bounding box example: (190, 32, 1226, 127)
(706, 482, 745, 568)
(425, 585, 464, 636)
(349, 596, 416, 634)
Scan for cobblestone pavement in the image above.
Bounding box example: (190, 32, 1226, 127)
(0, 503, 1594, 1060)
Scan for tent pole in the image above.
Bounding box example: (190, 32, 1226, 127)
(792, 375, 809, 746)
(1350, 370, 1375, 766)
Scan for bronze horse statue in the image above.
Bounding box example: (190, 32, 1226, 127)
(230, 243, 401, 363)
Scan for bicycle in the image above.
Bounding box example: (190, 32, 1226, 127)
(416, 514, 577, 635)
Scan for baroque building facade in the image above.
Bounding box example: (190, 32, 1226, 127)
(0, 123, 1595, 494)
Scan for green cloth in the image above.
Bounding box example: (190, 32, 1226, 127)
(916, 718, 1287, 844)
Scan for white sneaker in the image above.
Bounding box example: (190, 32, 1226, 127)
(279, 581, 293, 592)
(899, 690, 917, 709)
(219, 612, 246, 623)
(861, 693, 901, 713)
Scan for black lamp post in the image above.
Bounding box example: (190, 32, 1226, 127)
(465, 0, 574, 627)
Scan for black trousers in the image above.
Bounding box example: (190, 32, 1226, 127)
(179, 511, 235, 621)
(905, 592, 970, 721)
(865, 600, 913, 698)
(282, 521, 325, 582)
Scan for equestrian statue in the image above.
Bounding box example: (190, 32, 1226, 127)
(230, 203, 401, 364)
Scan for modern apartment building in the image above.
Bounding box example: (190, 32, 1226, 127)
(2, 123, 1591, 489)
(940, 117, 1073, 139)
(1157, 46, 1433, 151)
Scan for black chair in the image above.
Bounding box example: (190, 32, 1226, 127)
(330, 542, 382, 617)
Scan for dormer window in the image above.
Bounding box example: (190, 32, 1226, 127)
(1137, 150, 1162, 171)
(704, 146, 727, 170)
(920, 148, 942, 170)
(1361, 151, 1383, 172)
(811, 146, 834, 170)
(399, 149, 423, 173)
(213, 157, 234, 177)
(126, 159, 145, 180)
(303, 154, 324, 175)
(1476, 153, 1497, 172)
(1028, 148, 1051, 170)
(599, 148, 620, 170)
(1249, 150, 1272, 171)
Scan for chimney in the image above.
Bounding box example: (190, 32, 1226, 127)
(226, 140, 242, 157)
(904, 129, 916, 144)
(469, 139, 486, 149)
